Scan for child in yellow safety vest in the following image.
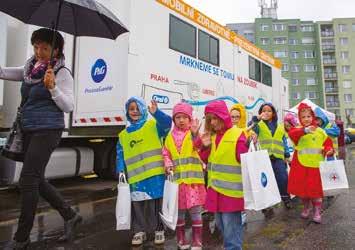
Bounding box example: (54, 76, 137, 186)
(287, 103, 334, 224)
(162, 102, 206, 250)
(250, 102, 292, 218)
(116, 97, 172, 246)
(195, 100, 248, 250)
(230, 103, 256, 226)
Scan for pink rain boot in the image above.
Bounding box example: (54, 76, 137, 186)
(312, 199, 322, 224)
(176, 220, 190, 250)
(191, 221, 203, 250)
(301, 199, 312, 219)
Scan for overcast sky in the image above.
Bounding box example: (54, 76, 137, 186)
(184, 0, 355, 24)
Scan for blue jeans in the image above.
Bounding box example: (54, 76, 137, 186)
(271, 158, 290, 202)
(215, 212, 243, 250)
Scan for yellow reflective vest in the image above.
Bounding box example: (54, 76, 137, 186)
(119, 120, 164, 184)
(258, 121, 285, 160)
(207, 127, 243, 198)
(164, 131, 204, 185)
(295, 127, 328, 168)
(325, 123, 338, 155)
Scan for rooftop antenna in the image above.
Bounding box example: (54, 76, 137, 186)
(258, 0, 278, 19)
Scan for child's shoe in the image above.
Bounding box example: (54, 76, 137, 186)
(191, 226, 203, 250)
(154, 231, 165, 244)
(176, 226, 190, 250)
(312, 206, 322, 224)
(131, 232, 146, 245)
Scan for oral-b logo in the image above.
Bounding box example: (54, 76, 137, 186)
(91, 59, 107, 83)
(152, 95, 169, 104)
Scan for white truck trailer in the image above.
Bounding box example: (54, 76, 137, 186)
(0, 0, 288, 185)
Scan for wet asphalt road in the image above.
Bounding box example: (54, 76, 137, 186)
(0, 145, 354, 250)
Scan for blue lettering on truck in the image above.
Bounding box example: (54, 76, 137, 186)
(91, 59, 107, 83)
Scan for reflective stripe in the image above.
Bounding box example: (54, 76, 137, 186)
(125, 148, 162, 165)
(127, 160, 164, 179)
(208, 163, 242, 175)
(259, 139, 284, 147)
(268, 148, 285, 156)
(173, 157, 201, 166)
(175, 171, 204, 180)
(298, 148, 323, 155)
(211, 179, 243, 191)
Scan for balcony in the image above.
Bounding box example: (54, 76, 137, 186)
(323, 59, 336, 65)
(325, 87, 339, 93)
(326, 102, 340, 107)
(322, 45, 335, 51)
(324, 73, 337, 79)
(321, 31, 334, 37)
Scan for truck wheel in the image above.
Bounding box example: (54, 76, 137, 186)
(93, 141, 117, 180)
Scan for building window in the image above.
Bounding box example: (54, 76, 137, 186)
(343, 80, 352, 89)
(260, 24, 269, 31)
(274, 37, 287, 44)
(306, 78, 317, 85)
(274, 51, 288, 58)
(292, 79, 300, 86)
(169, 15, 196, 58)
(288, 25, 298, 32)
(301, 37, 315, 44)
(260, 38, 270, 45)
(243, 31, 254, 41)
(273, 23, 286, 31)
(249, 56, 272, 86)
(304, 50, 316, 58)
(344, 94, 352, 102)
(340, 51, 349, 60)
(282, 63, 289, 71)
(305, 91, 318, 99)
(301, 24, 314, 32)
(291, 51, 299, 59)
(292, 92, 301, 100)
(338, 24, 348, 32)
(352, 23, 355, 31)
(291, 64, 300, 72)
(249, 56, 261, 82)
(342, 65, 350, 74)
(198, 30, 219, 66)
(340, 37, 349, 45)
(304, 64, 317, 72)
(289, 38, 298, 45)
(262, 63, 272, 87)
(345, 109, 354, 117)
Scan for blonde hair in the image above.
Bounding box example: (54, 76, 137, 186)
(204, 113, 224, 134)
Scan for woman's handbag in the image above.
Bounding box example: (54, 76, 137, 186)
(1, 108, 25, 162)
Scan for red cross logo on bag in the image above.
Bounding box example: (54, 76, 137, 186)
(329, 173, 339, 182)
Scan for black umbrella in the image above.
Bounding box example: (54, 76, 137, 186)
(0, 0, 129, 60)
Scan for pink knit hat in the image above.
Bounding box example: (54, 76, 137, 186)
(173, 102, 193, 120)
(284, 112, 298, 127)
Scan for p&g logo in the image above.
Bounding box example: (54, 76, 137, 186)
(261, 172, 268, 187)
(91, 59, 107, 83)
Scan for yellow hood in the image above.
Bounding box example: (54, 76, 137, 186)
(230, 103, 247, 128)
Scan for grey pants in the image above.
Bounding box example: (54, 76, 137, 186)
(132, 198, 164, 234)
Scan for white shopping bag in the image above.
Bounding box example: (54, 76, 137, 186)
(160, 172, 179, 230)
(319, 156, 349, 196)
(116, 173, 131, 230)
(241, 143, 281, 211)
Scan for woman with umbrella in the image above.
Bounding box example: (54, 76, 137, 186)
(0, 28, 82, 249)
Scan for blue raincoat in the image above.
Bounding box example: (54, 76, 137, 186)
(314, 107, 340, 138)
(116, 97, 172, 201)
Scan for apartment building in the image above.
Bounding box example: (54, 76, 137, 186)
(318, 19, 355, 122)
(228, 18, 355, 121)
